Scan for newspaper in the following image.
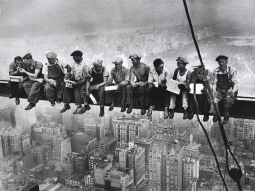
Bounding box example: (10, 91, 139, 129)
(105, 85, 118, 91)
(65, 80, 76, 88)
(166, 79, 180, 94)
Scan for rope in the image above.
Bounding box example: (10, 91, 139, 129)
(182, 0, 242, 190)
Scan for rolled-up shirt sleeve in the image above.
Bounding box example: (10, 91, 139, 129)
(42, 64, 48, 75)
(103, 68, 109, 77)
(148, 71, 154, 83)
(9, 63, 16, 76)
(124, 69, 130, 82)
(231, 68, 238, 92)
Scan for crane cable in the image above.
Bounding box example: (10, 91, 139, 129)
(181, 0, 243, 190)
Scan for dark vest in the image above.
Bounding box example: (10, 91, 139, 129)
(91, 67, 105, 85)
(217, 73, 232, 91)
(47, 64, 64, 80)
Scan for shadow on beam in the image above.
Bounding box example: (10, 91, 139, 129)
(0, 80, 255, 119)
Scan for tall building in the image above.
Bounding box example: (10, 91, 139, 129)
(0, 136, 3, 159)
(71, 132, 97, 154)
(52, 136, 71, 162)
(182, 157, 199, 190)
(84, 123, 105, 141)
(113, 116, 151, 144)
(0, 108, 11, 127)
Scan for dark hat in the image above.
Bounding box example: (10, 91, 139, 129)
(70, 50, 83, 57)
(216, 55, 228, 62)
(176, 56, 189, 64)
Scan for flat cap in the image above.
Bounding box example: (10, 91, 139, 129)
(70, 50, 83, 57)
(192, 63, 204, 68)
(46, 52, 57, 59)
(92, 59, 103, 66)
(112, 56, 123, 64)
(216, 55, 228, 62)
(129, 54, 141, 60)
(176, 56, 189, 64)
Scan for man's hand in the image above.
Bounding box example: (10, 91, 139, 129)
(178, 84, 186, 91)
(48, 79, 55, 85)
(131, 82, 138, 87)
(227, 89, 234, 97)
(19, 68, 26, 73)
(65, 73, 71, 80)
(37, 78, 44, 83)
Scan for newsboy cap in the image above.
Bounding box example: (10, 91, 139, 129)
(92, 59, 103, 66)
(70, 50, 83, 57)
(215, 55, 228, 62)
(112, 56, 123, 64)
(46, 52, 57, 59)
(176, 56, 189, 64)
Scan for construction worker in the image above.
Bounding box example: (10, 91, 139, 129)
(60, 50, 90, 114)
(188, 63, 213, 121)
(169, 56, 191, 119)
(210, 55, 238, 124)
(129, 54, 150, 115)
(42, 52, 72, 106)
(20, 53, 44, 110)
(83, 59, 109, 117)
(8, 56, 28, 105)
(147, 58, 170, 118)
(107, 56, 133, 114)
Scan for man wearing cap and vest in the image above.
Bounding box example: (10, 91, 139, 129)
(210, 55, 238, 124)
(42, 52, 72, 106)
(188, 63, 213, 121)
(8, 56, 28, 105)
(60, 50, 90, 114)
(147, 58, 170, 118)
(169, 56, 191, 119)
(20, 53, 44, 110)
(107, 56, 133, 114)
(129, 54, 150, 115)
(82, 59, 109, 117)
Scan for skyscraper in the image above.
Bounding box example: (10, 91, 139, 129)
(52, 136, 71, 162)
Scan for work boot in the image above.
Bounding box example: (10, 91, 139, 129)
(126, 105, 133, 114)
(147, 105, 154, 116)
(121, 105, 126, 113)
(15, 97, 20, 105)
(222, 112, 230, 124)
(203, 114, 209, 122)
(60, 104, 71, 113)
(187, 111, 194, 120)
(73, 105, 83, 114)
(141, 107, 146, 115)
(164, 107, 169, 119)
(169, 109, 175, 119)
(183, 110, 188, 120)
(109, 103, 114, 111)
(51, 101, 56, 107)
(99, 106, 104, 117)
(25, 103, 35, 110)
(9, 95, 15, 99)
(212, 114, 218, 123)
(79, 105, 91, 114)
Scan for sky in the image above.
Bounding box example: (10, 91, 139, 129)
(0, 0, 255, 37)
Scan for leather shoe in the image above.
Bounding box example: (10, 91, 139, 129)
(187, 111, 194, 120)
(169, 109, 174, 119)
(183, 110, 188, 120)
(60, 104, 70, 113)
(147, 105, 154, 116)
(15, 98, 20, 105)
(51, 101, 56, 107)
(212, 114, 218, 123)
(79, 105, 91, 114)
(99, 106, 104, 117)
(9, 95, 15, 99)
(121, 105, 126, 113)
(56, 97, 61, 104)
(222, 112, 229, 124)
(127, 105, 133, 114)
(109, 103, 114, 111)
(25, 103, 35, 110)
(73, 106, 83, 114)
(141, 107, 146, 115)
(203, 114, 209, 122)
(164, 107, 169, 119)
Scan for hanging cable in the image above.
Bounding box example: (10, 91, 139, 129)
(181, 0, 243, 190)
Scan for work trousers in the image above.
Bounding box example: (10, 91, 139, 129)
(89, 86, 105, 106)
(7, 81, 23, 98)
(147, 84, 169, 107)
(109, 84, 133, 107)
(132, 85, 149, 108)
(63, 84, 86, 105)
(23, 80, 44, 104)
(45, 80, 65, 103)
(169, 90, 188, 109)
(210, 89, 237, 114)
(188, 93, 210, 114)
